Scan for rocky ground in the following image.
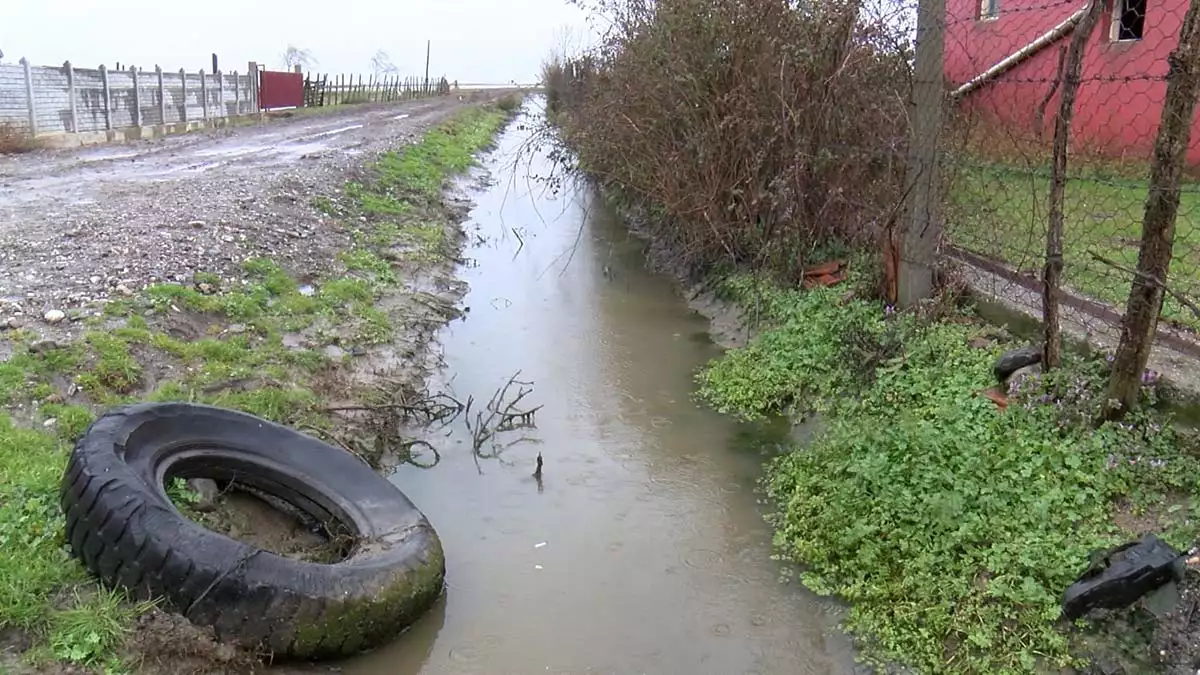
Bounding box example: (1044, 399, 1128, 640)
(0, 92, 501, 341)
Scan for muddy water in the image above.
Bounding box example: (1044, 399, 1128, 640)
(343, 103, 859, 675)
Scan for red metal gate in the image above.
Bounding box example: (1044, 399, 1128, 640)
(258, 70, 304, 109)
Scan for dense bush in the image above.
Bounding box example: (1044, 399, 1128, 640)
(495, 93, 524, 114)
(547, 0, 913, 281)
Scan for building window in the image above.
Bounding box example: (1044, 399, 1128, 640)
(979, 0, 999, 19)
(1112, 0, 1146, 40)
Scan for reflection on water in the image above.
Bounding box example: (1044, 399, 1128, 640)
(340, 100, 858, 675)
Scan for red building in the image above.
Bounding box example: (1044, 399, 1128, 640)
(943, 0, 1199, 162)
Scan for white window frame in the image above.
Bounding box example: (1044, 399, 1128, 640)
(1110, 0, 1146, 41)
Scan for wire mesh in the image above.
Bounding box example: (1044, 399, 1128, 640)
(938, 0, 1200, 350)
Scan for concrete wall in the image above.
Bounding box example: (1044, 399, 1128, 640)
(0, 59, 258, 136)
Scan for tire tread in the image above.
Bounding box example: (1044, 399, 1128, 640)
(59, 402, 445, 660)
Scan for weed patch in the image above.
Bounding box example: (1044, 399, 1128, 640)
(0, 415, 135, 672)
(699, 276, 1192, 673)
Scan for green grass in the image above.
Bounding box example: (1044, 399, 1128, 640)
(0, 415, 137, 672)
(0, 344, 83, 405)
(376, 106, 507, 198)
(79, 333, 143, 399)
(698, 273, 1192, 673)
(946, 161, 1200, 328)
(0, 100, 518, 670)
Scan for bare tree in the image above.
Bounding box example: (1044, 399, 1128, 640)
(1043, 0, 1105, 370)
(553, 24, 583, 58)
(281, 45, 318, 71)
(371, 50, 398, 77)
(1104, 0, 1200, 419)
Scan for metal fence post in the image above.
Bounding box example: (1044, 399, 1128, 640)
(100, 64, 112, 130)
(216, 70, 224, 117)
(180, 69, 188, 122)
(898, 0, 945, 307)
(200, 69, 209, 119)
(65, 60, 77, 133)
(20, 58, 37, 135)
(233, 70, 240, 115)
(131, 66, 141, 127)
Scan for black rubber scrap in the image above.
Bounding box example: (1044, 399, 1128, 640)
(994, 345, 1042, 383)
(59, 402, 445, 660)
(1062, 535, 1185, 620)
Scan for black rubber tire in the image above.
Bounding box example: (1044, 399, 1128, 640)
(993, 344, 1043, 383)
(59, 402, 445, 660)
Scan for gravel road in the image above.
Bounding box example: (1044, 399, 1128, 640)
(0, 91, 507, 338)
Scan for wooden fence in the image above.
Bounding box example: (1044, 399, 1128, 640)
(302, 73, 452, 107)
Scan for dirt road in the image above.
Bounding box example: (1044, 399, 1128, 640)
(0, 91, 508, 337)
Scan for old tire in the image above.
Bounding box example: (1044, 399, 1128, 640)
(59, 402, 445, 660)
(994, 345, 1042, 383)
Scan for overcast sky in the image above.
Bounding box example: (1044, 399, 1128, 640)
(3, 0, 592, 83)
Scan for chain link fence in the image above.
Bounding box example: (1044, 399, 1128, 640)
(929, 0, 1200, 403)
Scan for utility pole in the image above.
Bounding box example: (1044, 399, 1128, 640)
(424, 40, 430, 93)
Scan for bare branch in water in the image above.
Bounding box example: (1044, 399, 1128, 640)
(321, 367, 542, 467)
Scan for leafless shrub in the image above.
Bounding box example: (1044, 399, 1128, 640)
(319, 370, 542, 469)
(460, 371, 542, 456)
(547, 0, 914, 282)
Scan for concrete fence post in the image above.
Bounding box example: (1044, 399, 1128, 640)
(232, 70, 240, 115)
(247, 62, 257, 112)
(898, 0, 945, 307)
(200, 70, 208, 119)
(180, 69, 188, 122)
(99, 64, 112, 130)
(131, 66, 141, 127)
(156, 65, 166, 124)
(20, 58, 37, 135)
(216, 70, 224, 117)
(64, 60, 77, 133)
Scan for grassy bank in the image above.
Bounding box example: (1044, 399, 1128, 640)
(0, 100, 516, 673)
(697, 272, 1196, 673)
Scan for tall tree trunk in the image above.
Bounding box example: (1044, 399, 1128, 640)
(1043, 0, 1104, 370)
(1104, 0, 1200, 419)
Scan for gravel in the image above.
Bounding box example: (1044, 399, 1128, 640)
(0, 91, 509, 340)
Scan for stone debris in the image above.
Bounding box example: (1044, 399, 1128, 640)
(0, 95, 494, 343)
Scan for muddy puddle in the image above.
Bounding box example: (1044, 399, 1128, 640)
(337, 101, 860, 675)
